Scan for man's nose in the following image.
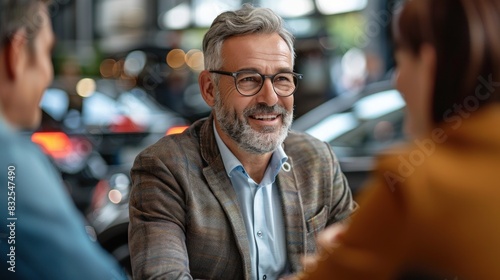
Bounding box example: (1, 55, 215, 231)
(255, 78, 278, 106)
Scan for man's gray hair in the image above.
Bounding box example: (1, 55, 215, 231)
(202, 3, 296, 79)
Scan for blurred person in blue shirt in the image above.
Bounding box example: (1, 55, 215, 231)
(0, 0, 125, 279)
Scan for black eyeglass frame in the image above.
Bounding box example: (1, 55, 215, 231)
(209, 70, 304, 97)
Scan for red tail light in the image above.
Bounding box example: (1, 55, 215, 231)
(32, 132, 73, 159)
(110, 115, 145, 133)
(32, 131, 93, 174)
(166, 125, 189, 136)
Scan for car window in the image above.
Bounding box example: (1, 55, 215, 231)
(353, 89, 405, 119)
(304, 112, 359, 142)
(304, 88, 406, 158)
(330, 90, 405, 155)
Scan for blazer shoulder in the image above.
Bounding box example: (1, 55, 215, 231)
(284, 130, 331, 154)
(286, 130, 327, 144)
(135, 119, 206, 162)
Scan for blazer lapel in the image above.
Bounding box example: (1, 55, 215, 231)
(200, 116, 252, 279)
(277, 156, 306, 273)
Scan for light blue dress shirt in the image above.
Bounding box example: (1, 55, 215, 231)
(214, 124, 289, 280)
(0, 119, 125, 279)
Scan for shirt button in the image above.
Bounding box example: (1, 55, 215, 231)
(263, 275, 267, 280)
(257, 231, 263, 238)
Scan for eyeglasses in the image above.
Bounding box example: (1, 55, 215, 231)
(209, 70, 303, 97)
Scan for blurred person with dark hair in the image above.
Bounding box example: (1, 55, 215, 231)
(128, 4, 357, 280)
(295, 0, 500, 279)
(0, 1, 125, 279)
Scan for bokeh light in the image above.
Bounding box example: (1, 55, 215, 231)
(76, 78, 96, 97)
(185, 49, 204, 71)
(166, 49, 186, 69)
(100, 59, 116, 78)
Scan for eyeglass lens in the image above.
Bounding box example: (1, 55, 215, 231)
(235, 72, 297, 96)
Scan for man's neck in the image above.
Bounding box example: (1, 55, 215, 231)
(236, 150, 272, 184)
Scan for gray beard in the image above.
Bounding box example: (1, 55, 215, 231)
(214, 92, 293, 154)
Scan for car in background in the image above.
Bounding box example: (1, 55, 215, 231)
(80, 80, 190, 167)
(292, 80, 406, 194)
(32, 81, 189, 213)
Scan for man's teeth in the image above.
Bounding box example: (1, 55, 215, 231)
(253, 115, 278, 120)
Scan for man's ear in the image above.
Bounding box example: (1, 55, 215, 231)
(5, 30, 28, 80)
(198, 70, 216, 107)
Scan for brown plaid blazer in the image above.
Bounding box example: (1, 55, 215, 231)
(128, 114, 357, 280)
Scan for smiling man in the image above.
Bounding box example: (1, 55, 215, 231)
(128, 4, 357, 280)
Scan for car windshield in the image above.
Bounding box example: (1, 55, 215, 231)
(305, 89, 406, 156)
(353, 89, 405, 120)
(304, 112, 359, 142)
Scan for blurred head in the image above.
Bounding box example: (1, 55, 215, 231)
(393, 0, 500, 137)
(0, 0, 54, 130)
(199, 4, 296, 154)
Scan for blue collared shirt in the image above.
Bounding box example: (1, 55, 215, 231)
(214, 124, 289, 280)
(0, 119, 125, 279)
